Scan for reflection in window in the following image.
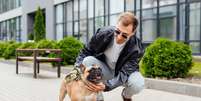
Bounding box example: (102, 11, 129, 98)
(80, 0, 87, 19)
(142, 19, 157, 41)
(74, 0, 79, 21)
(142, 7, 157, 41)
(95, 0, 104, 16)
(56, 5, 63, 23)
(160, 18, 176, 40)
(109, 14, 120, 26)
(0, 17, 21, 41)
(159, 5, 176, 40)
(66, 1, 73, 36)
(142, 0, 157, 9)
(0, 0, 21, 14)
(74, 21, 79, 38)
(56, 25, 63, 40)
(189, 3, 200, 40)
(190, 42, 200, 54)
(88, 19, 94, 40)
(95, 17, 104, 31)
(180, 4, 185, 41)
(55, 4, 64, 40)
(126, 0, 134, 12)
(80, 0, 87, 43)
(159, 0, 176, 6)
(110, 0, 124, 14)
(80, 20, 87, 43)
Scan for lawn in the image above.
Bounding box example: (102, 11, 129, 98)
(188, 62, 201, 78)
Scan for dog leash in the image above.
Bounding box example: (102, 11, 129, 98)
(64, 68, 82, 84)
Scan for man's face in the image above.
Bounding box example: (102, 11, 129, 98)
(115, 21, 135, 44)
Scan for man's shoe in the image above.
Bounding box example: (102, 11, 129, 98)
(121, 89, 132, 101)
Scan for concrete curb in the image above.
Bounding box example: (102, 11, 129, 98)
(145, 78, 201, 98)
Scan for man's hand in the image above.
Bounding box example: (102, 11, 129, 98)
(85, 82, 105, 92)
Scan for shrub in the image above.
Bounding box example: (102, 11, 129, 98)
(36, 39, 57, 49)
(3, 41, 21, 59)
(0, 42, 8, 58)
(58, 37, 83, 65)
(34, 7, 46, 42)
(28, 33, 34, 40)
(18, 42, 37, 56)
(36, 39, 58, 57)
(141, 38, 192, 78)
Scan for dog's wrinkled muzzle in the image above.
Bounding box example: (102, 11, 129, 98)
(87, 67, 103, 84)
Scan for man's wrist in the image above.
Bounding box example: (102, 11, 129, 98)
(103, 81, 111, 92)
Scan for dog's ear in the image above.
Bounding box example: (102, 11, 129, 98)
(80, 64, 86, 73)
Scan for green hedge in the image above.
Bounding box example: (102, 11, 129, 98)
(36, 39, 58, 57)
(2, 41, 21, 59)
(18, 42, 37, 56)
(141, 38, 193, 78)
(0, 42, 8, 58)
(58, 37, 83, 65)
(0, 37, 83, 66)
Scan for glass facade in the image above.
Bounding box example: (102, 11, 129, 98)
(0, 16, 21, 41)
(0, 0, 21, 14)
(55, 0, 201, 54)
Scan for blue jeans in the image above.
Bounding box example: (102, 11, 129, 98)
(82, 56, 144, 99)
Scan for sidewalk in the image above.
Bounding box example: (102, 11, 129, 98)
(0, 62, 201, 101)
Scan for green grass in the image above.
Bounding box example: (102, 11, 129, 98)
(188, 62, 201, 78)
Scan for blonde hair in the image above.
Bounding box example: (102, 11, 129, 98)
(118, 12, 138, 32)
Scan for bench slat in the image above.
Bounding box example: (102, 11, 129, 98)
(18, 57, 62, 62)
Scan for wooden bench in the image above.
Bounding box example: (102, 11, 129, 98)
(16, 49, 62, 78)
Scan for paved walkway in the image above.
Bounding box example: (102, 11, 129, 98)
(0, 62, 201, 101)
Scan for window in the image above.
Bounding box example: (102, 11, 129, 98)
(95, 0, 104, 30)
(16, 17, 21, 41)
(110, 0, 124, 14)
(95, 0, 104, 16)
(179, 4, 186, 41)
(80, 0, 87, 19)
(159, 0, 176, 6)
(88, 19, 94, 40)
(88, 0, 94, 18)
(55, 4, 64, 40)
(66, 1, 73, 36)
(80, 0, 87, 43)
(141, 4, 157, 41)
(189, 3, 200, 40)
(142, 0, 157, 9)
(190, 42, 200, 54)
(74, 0, 79, 38)
(126, 0, 135, 12)
(109, 14, 120, 26)
(159, 5, 177, 40)
(0, 16, 21, 41)
(88, 0, 94, 39)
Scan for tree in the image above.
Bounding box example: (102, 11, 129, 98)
(34, 7, 46, 42)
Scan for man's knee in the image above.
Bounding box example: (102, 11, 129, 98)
(127, 72, 145, 94)
(82, 56, 97, 67)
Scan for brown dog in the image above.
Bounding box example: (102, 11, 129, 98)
(59, 65, 103, 101)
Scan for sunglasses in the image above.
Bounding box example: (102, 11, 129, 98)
(115, 29, 128, 39)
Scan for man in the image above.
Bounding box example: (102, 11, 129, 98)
(75, 12, 144, 101)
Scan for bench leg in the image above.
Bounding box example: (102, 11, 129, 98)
(57, 62, 61, 78)
(37, 62, 40, 73)
(16, 58, 18, 74)
(34, 61, 37, 78)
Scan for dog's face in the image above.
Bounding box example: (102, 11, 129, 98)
(86, 65, 103, 84)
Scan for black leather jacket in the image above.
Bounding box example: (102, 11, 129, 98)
(75, 26, 144, 91)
